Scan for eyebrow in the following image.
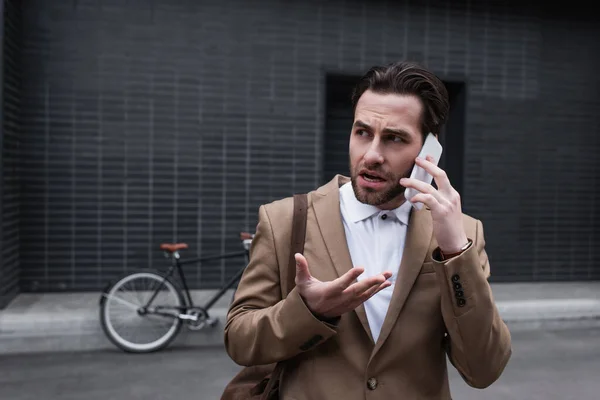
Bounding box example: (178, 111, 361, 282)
(353, 120, 413, 139)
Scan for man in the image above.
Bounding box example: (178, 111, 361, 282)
(224, 61, 512, 399)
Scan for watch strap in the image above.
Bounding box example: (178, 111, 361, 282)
(439, 239, 473, 261)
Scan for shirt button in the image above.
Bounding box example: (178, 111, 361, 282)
(367, 377, 378, 390)
(381, 214, 387, 220)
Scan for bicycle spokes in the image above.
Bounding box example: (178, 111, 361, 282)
(100, 272, 184, 352)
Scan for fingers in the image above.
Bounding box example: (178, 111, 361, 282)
(294, 253, 313, 284)
(409, 192, 441, 211)
(401, 154, 463, 210)
(358, 280, 392, 302)
(307, 270, 393, 319)
(332, 267, 365, 291)
(414, 155, 452, 192)
(342, 271, 392, 297)
(400, 177, 445, 204)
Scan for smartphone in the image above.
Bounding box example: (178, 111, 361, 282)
(404, 133, 443, 210)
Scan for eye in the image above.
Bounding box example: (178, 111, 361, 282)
(356, 129, 369, 137)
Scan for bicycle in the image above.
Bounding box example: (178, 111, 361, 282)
(99, 232, 254, 353)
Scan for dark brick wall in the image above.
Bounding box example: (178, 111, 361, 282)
(16, 0, 600, 292)
(0, 0, 21, 308)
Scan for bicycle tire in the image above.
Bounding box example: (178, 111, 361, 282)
(99, 269, 185, 353)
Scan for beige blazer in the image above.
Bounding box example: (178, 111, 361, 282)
(224, 175, 512, 400)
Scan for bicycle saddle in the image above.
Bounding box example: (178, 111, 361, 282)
(160, 243, 188, 252)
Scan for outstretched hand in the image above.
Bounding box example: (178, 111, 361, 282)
(294, 253, 392, 320)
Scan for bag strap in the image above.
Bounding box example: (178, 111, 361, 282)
(284, 193, 308, 296)
(261, 193, 308, 399)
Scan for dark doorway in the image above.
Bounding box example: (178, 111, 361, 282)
(437, 81, 466, 206)
(322, 74, 356, 184)
(322, 74, 466, 204)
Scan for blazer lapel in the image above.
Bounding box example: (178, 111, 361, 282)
(370, 207, 433, 358)
(312, 175, 374, 343)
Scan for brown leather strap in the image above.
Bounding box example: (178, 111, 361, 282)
(261, 193, 308, 399)
(284, 193, 308, 296)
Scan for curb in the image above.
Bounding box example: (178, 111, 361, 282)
(497, 299, 600, 322)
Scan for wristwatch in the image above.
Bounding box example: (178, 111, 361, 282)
(439, 239, 472, 261)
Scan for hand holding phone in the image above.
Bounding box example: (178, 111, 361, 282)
(403, 133, 443, 210)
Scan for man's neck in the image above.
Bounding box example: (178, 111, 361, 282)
(375, 196, 408, 211)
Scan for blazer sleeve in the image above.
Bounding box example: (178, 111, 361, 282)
(433, 218, 512, 389)
(223, 203, 339, 367)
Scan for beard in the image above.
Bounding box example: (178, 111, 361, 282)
(350, 161, 413, 207)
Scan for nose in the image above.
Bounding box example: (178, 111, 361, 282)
(363, 139, 384, 165)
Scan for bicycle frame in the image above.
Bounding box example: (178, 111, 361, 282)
(143, 246, 250, 314)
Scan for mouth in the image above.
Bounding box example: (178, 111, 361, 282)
(359, 170, 386, 183)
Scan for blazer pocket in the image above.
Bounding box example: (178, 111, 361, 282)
(419, 261, 436, 274)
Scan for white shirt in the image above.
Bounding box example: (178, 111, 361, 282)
(339, 182, 412, 344)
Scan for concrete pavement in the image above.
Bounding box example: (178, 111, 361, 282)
(1, 282, 600, 355)
(1, 327, 599, 400)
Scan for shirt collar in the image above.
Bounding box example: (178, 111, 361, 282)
(340, 182, 412, 225)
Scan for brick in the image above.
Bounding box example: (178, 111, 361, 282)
(2, 0, 598, 296)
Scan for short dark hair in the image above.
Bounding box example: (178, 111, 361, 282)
(351, 61, 449, 138)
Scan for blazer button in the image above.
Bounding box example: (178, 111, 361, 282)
(367, 377, 378, 390)
(451, 274, 460, 282)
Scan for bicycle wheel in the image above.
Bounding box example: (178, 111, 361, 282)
(100, 270, 185, 353)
